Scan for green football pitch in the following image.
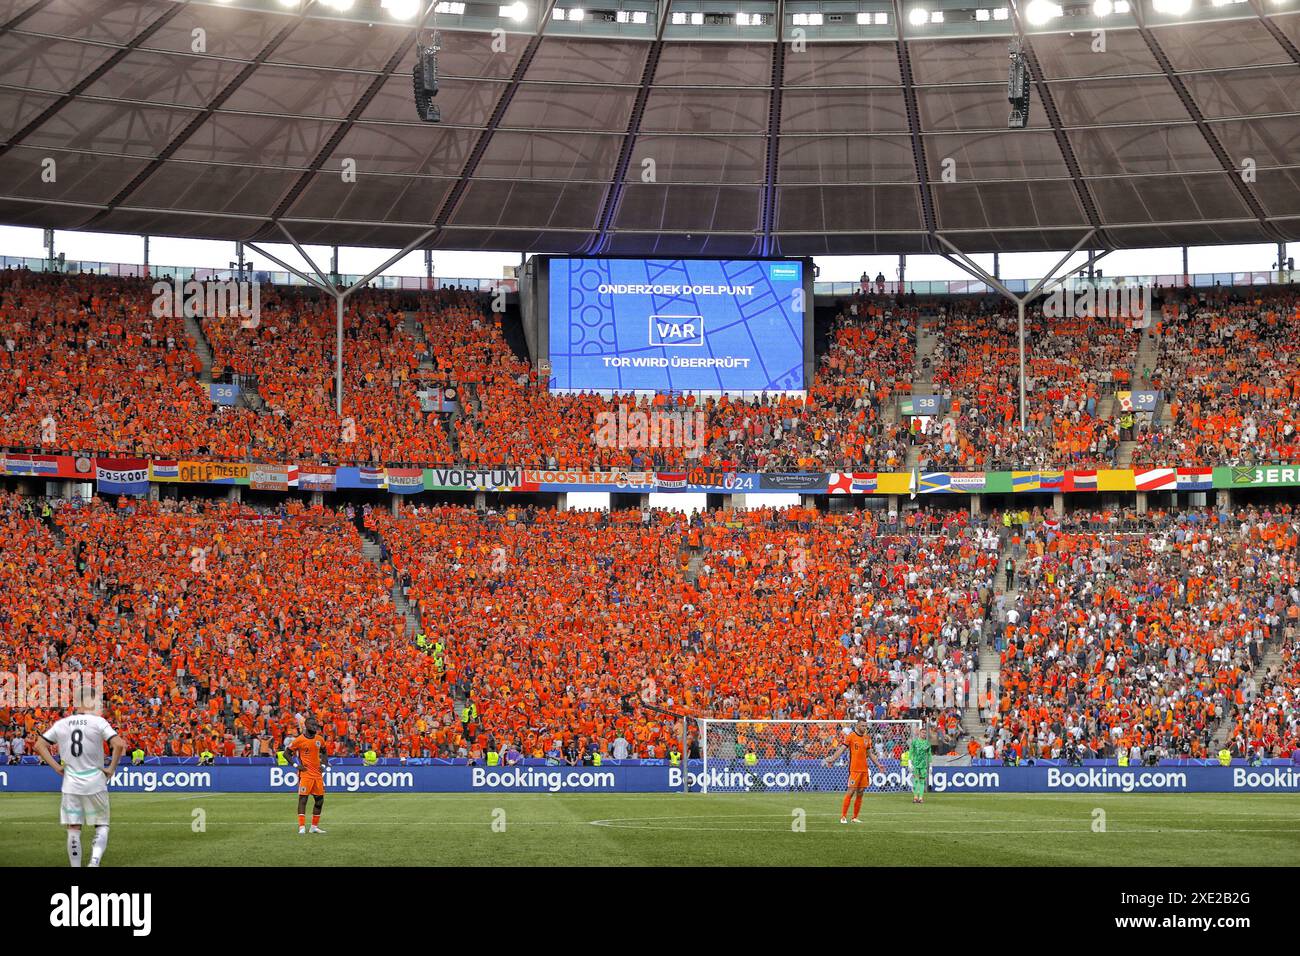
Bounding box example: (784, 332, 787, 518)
(2, 792, 1298, 866)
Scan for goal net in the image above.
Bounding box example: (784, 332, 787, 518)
(696, 719, 921, 793)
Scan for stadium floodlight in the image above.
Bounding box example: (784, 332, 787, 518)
(993, 5, 1009, 16)
(691, 11, 704, 22)
(277, 0, 301, 8)
(319, 0, 355, 10)
(568, 6, 585, 18)
(633, 10, 648, 20)
(1025, 0, 1061, 22)
(975, 7, 990, 19)
(381, 0, 421, 17)
(1092, 0, 1112, 14)
(908, 6, 929, 24)
(1152, 0, 1191, 12)
(500, 1, 528, 18)
(435, 1, 465, 10)
(930, 9, 944, 20)
(875, 10, 889, 21)
(1114, 0, 1129, 10)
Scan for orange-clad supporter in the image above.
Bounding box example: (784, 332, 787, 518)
(984, 504, 1300, 762)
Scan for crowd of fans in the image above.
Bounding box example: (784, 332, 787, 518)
(368, 503, 998, 761)
(2, 492, 1298, 763)
(1131, 289, 1300, 467)
(916, 304, 1132, 471)
(984, 504, 1299, 763)
(0, 493, 437, 761)
(5, 268, 1300, 474)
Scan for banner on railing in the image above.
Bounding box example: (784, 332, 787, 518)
(5, 453, 1300, 498)
(95, 458, 149, 496)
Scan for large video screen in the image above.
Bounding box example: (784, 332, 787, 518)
(546, 258, 806, 393)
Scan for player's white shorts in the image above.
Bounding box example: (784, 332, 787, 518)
(60, 791, 110, 826)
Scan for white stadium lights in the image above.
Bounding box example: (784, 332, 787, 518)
(435, 1, 465, 11)
(691, 11, 704, 22)
(1152, 0, 1191, 13)
(876, 10, 889, 21)
(976, 7, 990, 19)
(793, 12, 824, 23)
(1093, 0, 1112, 14)
(857, 10, 889, 21)
(909, 6, 929, 24)
(993, 6, 1009, 17)
(381, 0, 421, 18)
(500, 2, 528, 19)
(930, 9, 944, 21)
(1025, 0, 1062, 23)
(278, 0, 301, 9)
(319, 0, 355, 11)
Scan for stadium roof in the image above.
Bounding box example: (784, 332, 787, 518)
(1, 0, 1299, 256)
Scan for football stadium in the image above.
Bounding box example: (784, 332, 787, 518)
(0, 0, 1298, 921)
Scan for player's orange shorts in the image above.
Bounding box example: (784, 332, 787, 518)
(298, 774, 325, 797)
(847, 771, 871, 791)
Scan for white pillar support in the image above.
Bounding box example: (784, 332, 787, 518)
(249, 223, 438, 417)
(931, 230, 1101, 432)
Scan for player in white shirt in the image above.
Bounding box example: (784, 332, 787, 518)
(33, 688, 128, 867)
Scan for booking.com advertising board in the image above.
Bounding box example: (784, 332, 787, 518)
(3, 763, 1299, 794)
(546, 258, 810, 394)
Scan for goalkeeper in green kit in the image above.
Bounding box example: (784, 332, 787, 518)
(907, 731, 932, 804)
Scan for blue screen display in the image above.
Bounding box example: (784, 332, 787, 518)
(547, 258, 805, 393)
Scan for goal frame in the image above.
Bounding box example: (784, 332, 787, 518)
(695, 718, 922, 794)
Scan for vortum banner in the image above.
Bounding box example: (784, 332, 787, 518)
(2, 764, 1299, 793)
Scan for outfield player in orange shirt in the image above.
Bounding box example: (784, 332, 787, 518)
(288, 715, 329, 835)
(824, 719, 884, 825)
